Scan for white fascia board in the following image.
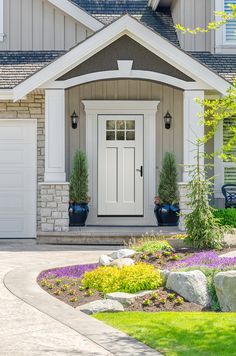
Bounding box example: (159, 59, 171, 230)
(47, 0, 103, 31)
(148, 0, 160, 10)
(45, 70, 210, 90)
(13, 15, 231, 101)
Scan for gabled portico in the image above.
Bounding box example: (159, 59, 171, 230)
(10, 15, 231, 233)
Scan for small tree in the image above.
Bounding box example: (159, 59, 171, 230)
(158, 152, 179, 205)
(185, 142, 223, 250)
(70, 150, 89, 203)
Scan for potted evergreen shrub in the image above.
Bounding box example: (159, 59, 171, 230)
(69, 150, 90, 226)
(154, 152, 180, 226)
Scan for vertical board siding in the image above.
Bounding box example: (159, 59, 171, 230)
(172, 0, 214, 51)
(1, 0, 89, 50)
(66, 79, 183, 184)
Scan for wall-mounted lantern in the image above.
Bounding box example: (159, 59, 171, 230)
(71, 111, 79, 129)
(164, 111, 172, 130)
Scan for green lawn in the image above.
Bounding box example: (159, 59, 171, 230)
(94, 312, 236, 356)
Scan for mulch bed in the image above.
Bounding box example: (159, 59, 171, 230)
(39, 276, 103, 308)
(125, 288, 204, 313)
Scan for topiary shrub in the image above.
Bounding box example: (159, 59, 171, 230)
(81, 263, 163, 294)
(184, 143, 223, 250)
(70, 150, 89, 203)
(158, 152, 179, 204)
(213, 208, 236, 228)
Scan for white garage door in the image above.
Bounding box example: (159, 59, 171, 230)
(0, 120, 37, 238)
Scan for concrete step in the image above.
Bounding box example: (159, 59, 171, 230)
(37, 226, 182, 246)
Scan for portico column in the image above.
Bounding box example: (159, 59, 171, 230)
(179, 90, 204, 231)
(183, 90, 204, 182)
(44, 89, 66, 182)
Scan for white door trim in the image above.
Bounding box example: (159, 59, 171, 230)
(83, 100, 160, 226)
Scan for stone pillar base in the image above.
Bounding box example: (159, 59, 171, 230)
(178, 182, 192, 232)
(39, 182, 69, 232)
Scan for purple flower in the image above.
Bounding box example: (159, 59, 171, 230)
(168, 251, 236, 271)
(38, 263, 98, 281)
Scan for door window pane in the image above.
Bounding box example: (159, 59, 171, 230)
(106, 131, 115, 140)
(117, 131, 125, 140)
(126, 131, 135, 140)
(126, 120, 135, 130)
(117, 120, 125, 130)
(106, 120, 115, 130)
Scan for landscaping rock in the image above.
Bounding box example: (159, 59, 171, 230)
(160, 270, 170, 285)
(214, 271, 236, 312)
(109, 249, 136, 260)
(106, 291, 154, 306)
(79, 299, 124, 315)
(166, 270, 211, 307)
(99, 254, 114, 266)
(111, 258, 134, 268)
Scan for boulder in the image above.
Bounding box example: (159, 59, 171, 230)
(106, 291, 154, 306)
(214, 271, 236, 312)
(166, 270, 211, 307)
(79, 299, 124, 315)
(109, 249, 136, 260)
(160, 270, 170, 285)
(99, 254, 114, 266)
(111, 258, 134, 268)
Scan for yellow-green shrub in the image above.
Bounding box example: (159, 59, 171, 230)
(81, 263, 163, 293)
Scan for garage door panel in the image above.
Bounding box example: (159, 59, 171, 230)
(0, 192, 36, 213)
(0, 120, 37, 238)
(0, 144, 35, 166)
(0, 215, 36, 238)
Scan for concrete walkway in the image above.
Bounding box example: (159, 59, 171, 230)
(0, 239, 161, 356)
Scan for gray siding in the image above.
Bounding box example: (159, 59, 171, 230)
(66, 79, 183, 184)
(172, 0, 214, 52)
(1, 0, 93, 50)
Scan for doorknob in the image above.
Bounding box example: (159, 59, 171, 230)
(136, 166, 143, 177)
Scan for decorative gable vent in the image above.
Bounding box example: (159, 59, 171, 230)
(225, 0, 236, 42)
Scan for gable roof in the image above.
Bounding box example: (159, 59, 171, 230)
(10, 15, 231, 101)
(70, 0, 179, 45)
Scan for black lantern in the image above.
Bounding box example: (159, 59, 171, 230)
(71, 111, 79, 129)
(164, 111, 172, 129)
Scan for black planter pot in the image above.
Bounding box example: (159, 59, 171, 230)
(154, 203, 180, 226)
(69, 202, 89, 226)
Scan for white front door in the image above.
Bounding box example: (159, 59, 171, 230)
(98, 115, 143, 216)
(0, 120, 37, 238)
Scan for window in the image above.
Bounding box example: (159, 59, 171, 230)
(214, 117, 236, 196)
(215, 0, 236, 52)
(0, 0, 3, 42)
(224, 0, 236, 42)
(106, 120, 135, 141)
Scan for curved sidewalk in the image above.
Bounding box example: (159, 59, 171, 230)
(0, 240, 161, 356)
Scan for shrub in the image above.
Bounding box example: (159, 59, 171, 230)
(81, 263, 163, 294)
(184, 142, 223, 250)
(133, 240, 173, 254)
(158, 152, 179, 205)
(69, 149, 89, 203)
(213, 208, 236, 228)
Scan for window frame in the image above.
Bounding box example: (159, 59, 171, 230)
(215, 0, 236, 53)
(0, 0, 3, 42)
(214, 120, 236, 198)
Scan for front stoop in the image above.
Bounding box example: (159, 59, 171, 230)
(37, 227, 185, 246)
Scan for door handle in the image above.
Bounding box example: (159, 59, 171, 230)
(136, 166, 143, 177)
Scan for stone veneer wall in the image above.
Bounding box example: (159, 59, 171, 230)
(178, 182, 191, 231)
(40, 183, 69, 232)
(0, 93, 45, 228)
